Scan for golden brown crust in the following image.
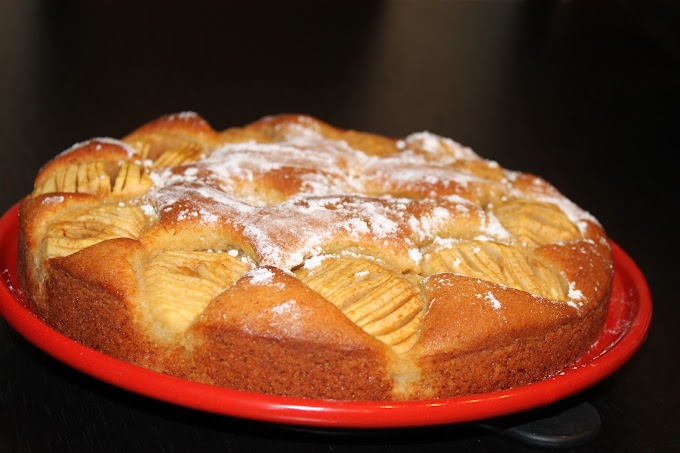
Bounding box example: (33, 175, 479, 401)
(412, 274, 608, 398)
(16, 112, 614, 400)
(44, 238, 164, 367)
(185, 267, 393, 400)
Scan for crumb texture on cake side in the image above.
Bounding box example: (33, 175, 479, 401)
(16, 112, 614, 400)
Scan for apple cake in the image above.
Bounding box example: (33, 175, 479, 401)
(16, 112, 613, 400)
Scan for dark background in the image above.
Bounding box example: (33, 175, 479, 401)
(1, 0, 678, 451)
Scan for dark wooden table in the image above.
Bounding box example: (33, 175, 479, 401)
(1, 1, 678, 451)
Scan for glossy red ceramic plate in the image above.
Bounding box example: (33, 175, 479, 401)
(0, 202, 652, 428)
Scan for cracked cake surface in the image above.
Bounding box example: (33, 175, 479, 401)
(17, 112, 614, 400)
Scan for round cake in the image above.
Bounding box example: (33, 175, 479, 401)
(17, 112, 613, 400)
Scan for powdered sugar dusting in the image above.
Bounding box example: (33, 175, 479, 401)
(271, 299, 299, 317)
(484, 291, 502, 310)
(57, 137, 138, 159)
(568, 281, 585, 305)
(268, 299, 303, 336)
(403, 132, 479, 160)
(42, 195, 65, 205)
(246, 267, 275, 285)
(481, 211, 513, 243)
(139, 203, 156, 217)
(167, 111, 201, 122)
(109, 115, 605, 274)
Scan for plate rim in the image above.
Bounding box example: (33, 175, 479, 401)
(0, 202, 653, 428)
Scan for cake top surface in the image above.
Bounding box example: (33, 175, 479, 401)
(39, 113, 596, 252)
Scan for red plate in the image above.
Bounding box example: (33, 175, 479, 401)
(0, 202, 652, 428)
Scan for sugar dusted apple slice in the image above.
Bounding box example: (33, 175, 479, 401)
(111, 161, 153, 197)
(296, 255, 424, 354)
(422, 240, 568, 302)
(32, 138, 139, 196)
(141, 249, 253, 338)
(44, 203, 147, 259)
(152, 146, 204, 168)
(123, 111, 221, 161)
(34, 161, 113, 197)
(494, 198, 581, 247)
